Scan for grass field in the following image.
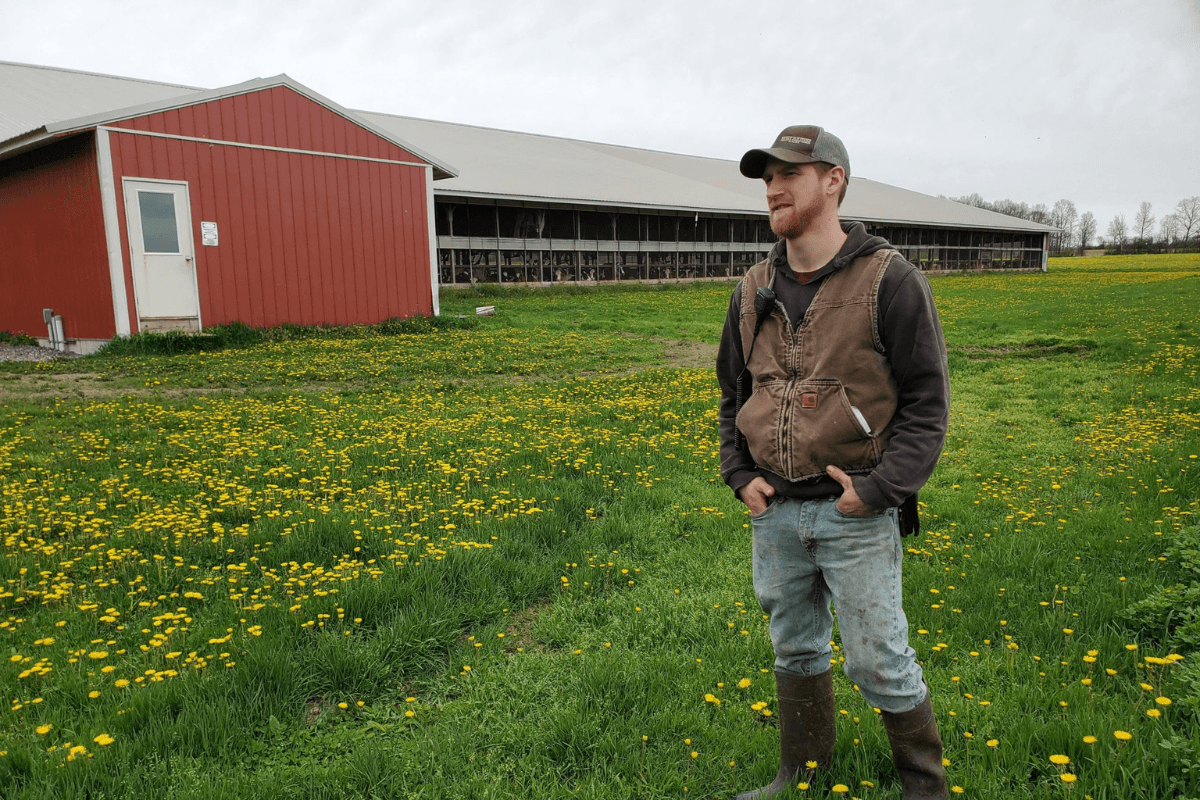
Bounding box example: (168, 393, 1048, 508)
(1, 253, 1198, 799)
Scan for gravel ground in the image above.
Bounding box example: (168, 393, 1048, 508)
(0, 344, 83, 362)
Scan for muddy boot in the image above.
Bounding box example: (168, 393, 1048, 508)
(880, 691, 947, 800)
(735, 669, 835, 800)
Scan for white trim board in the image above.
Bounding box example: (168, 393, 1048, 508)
(95, 128, 131, 336)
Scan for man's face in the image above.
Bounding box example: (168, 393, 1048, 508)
(763, 159, 824, 239)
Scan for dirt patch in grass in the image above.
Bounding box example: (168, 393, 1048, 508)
(951, 343, 1095, 359)
(657, 338, 718, 370)
(501, 599, 554, 654)
(304, 696, 326, 726)
(0, 372, 342, 402)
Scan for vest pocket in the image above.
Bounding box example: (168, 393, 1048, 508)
(781, 379, 879, 479)
(736, 380, 786, 474)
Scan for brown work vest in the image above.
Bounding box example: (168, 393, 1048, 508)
(736, 249, 900, 481)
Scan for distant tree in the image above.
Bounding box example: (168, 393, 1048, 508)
(1159, 213, 1180, 244)
(1077, 212, 1097, 252)
(1050, 199, 1077, 252)
(1106, 215, 1128, 250)
(954, 193, 988, 208)
(1175, 197, 1200, 242)
(1030, 203, 1050, 225)
(1133, 202, 1155, 241)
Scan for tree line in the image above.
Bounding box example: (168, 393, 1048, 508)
(942, 194, 1200, 254)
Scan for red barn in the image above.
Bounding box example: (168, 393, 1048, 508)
(0, 68, 456, 352)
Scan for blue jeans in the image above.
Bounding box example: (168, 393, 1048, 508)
(751, 496, 926, 714)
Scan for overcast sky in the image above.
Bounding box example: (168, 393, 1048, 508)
(4, 0, 1197, 233)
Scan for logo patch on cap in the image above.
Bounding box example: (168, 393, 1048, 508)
(780, 136, 812, 145)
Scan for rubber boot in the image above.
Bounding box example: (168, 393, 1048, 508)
(735, 669, 835, 800)
(880, 691, 948, 800)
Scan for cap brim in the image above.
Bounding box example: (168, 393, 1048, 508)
(739, 147, 819, 178)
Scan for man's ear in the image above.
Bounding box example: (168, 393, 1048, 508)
(826, 165, 846, 198)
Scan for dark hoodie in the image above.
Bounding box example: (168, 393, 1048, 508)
(716, 221, 949, 534)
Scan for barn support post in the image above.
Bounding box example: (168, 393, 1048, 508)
(94, 127, 132, 337)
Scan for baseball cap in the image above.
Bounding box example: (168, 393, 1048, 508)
(739, 125, 850, 180)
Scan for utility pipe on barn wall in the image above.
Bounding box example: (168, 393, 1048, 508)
(95, 127, 132, 337)
(426, 165, 440, 316)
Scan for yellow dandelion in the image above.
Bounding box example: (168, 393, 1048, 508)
(93, 733, 114, 746)
(1050, 754, 1070, 765)
(1060, 773, 1077, 783)
(806, 760, 818, 769)
(1114, 730, 1132, 741)
(36, 724, 53, 735)
(1082, 735, 1097, 744)
(832, 785, 849, 794)
(1155, 697, 1171, 706)
(986, 739, 999, 748)
(738, 678, 752, 689)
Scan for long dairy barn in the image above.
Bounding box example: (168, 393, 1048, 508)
(1, 62, 1053, 350)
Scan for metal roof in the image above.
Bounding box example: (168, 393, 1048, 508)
(0, 62, 457, 179)
(1, 61, 1052, 234)
(359, 112, 1054, 233)
(0, 61, 199, 144)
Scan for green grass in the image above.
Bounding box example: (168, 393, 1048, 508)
(1, 253, 1198, 798)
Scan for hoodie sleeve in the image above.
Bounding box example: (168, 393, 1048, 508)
(717, 281, 761, 497)
(852, 261, 950, 510)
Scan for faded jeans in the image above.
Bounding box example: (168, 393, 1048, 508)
(751, 496, 926, 714)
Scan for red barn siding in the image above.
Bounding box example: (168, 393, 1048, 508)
(0, 133, 114, 339)
(109, 86, 422, 164)
(108, 127, 432, 331)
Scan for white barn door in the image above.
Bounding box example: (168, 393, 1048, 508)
(122, 179, 201, 332)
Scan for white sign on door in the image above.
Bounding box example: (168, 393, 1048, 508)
(201, 221, 219, 246)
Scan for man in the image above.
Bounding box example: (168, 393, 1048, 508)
(717, 125, 950, 800)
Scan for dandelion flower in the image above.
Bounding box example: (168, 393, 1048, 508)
(1050, 754, 1070, 765)
(738, 678, 752, 689)
(1060, 773, 1077, 783)
(93, 734, 114, 746)
(1114, 730, 1132, 741)
(952, 788, 964, 795)
(36, 724, 53, 735)
(832, 785, 849, 794)
(1155, 697, 1171, 706)
(806, 761, 818, 769)
(986, 739, 999, 748)
(1082, 736, 1097, 744)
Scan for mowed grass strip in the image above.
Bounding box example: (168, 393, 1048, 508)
(0, 253, 1197, 799)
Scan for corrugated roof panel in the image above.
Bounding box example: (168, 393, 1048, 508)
(359, 112, 1053, 233)
(0, 61, 197, 143)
